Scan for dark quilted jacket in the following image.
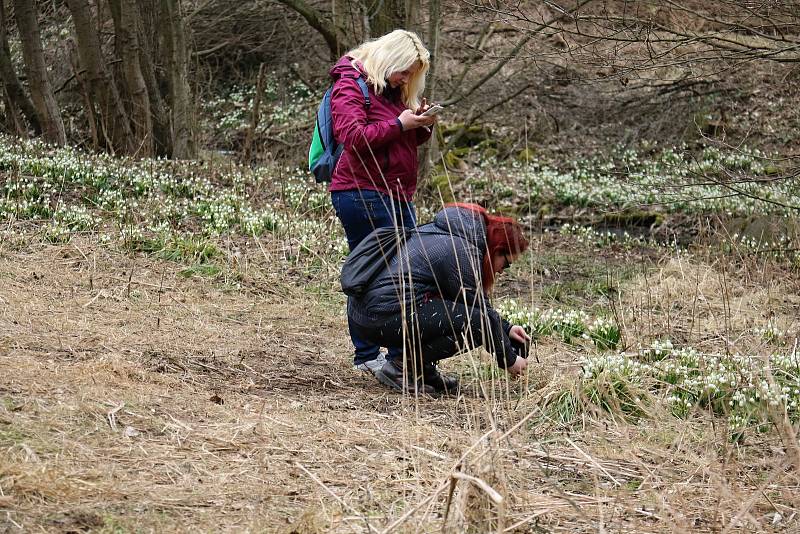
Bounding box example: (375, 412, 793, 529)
(347, 206, 516, 368)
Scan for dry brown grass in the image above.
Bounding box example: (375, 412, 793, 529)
(1, 232, 799, 533)
(620, 251, 800, 351)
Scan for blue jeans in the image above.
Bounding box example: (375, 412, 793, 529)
(331, 189, 416, 365)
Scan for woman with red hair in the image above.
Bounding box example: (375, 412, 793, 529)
(345, 203, 531, 394)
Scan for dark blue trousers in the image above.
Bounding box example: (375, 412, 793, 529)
(331, 189, 416, 365)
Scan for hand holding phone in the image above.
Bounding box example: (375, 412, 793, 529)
(420, 104, 444, 117)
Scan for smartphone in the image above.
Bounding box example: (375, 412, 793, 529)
(420, 104, 444, 117)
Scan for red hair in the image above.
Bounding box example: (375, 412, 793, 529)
(446, 203, 529, 291)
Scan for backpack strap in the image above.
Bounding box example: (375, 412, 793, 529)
(355, 76, 371, 108)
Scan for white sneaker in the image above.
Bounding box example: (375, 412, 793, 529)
(353, 351, 387, 374)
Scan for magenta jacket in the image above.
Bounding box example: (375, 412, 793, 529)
(328, 56, 432, 201)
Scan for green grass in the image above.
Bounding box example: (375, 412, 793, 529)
(179, 264, 222, 278)
(99, 515, 133, 534)
(534, 251, 637, 307)
(0, 425, 31, 447)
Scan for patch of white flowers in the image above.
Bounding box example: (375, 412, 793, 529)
(199, 77, 315, 148)
(726, 233, 800, 265)
(0, 135, 345, 266)
(581, 352, 647, 380)
(502, 294, 800, 432)
(54, 203, 101, 232)
(471, 143, 797, 217)
(498, 299, 619, 348)
(756, 320, 788, 344)
(44, 221, 71, 244)
(584, 316, 622, 350)
(558, 223, 658, 249)
(579, 340, 800, 431)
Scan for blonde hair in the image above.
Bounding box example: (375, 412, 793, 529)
(348, 29, 430, 109)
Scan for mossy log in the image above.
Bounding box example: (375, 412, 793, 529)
(601, 210, 663, 228)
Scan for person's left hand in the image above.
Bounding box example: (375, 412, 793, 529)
(509, 325, 530, 345)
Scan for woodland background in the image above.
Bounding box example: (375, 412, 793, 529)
(2, 0, 798, 173)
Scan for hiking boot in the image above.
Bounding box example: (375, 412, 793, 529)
(423, 362, 459, 394)
(353, 350, 387, 374)
(374, 358, 436, 395)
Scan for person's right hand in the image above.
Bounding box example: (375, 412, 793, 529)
(507, 356, 528, 375)
(399, 109, 436, 130)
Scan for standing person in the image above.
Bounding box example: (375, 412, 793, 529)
(329, 30, 437, 374)
(344, 203, 531, 394)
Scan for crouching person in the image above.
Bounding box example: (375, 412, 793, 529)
(342, 203, 531, 395)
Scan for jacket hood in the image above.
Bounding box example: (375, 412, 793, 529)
(329, 56, 363, 81)
(433, 206, 486, 252)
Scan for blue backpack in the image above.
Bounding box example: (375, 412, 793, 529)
(308, 76, 370, 183)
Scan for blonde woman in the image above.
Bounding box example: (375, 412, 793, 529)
(328, 30, 438, 374)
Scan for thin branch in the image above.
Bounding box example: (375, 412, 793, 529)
(273, 0, 347, 60)
(443, 0, 595, 106)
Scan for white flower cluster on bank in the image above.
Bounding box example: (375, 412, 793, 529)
(0, 135, 347, 262)
(469, 143, 796, 217)
(500, 297, 799, 432)
(580, 340, 800, 431)
(497, 299, 620, 349)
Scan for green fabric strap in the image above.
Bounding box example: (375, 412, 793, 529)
(308, 122, 324, 169)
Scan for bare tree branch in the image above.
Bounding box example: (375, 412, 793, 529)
(273, 0, 348, 59)
(444, 0, 594, 106)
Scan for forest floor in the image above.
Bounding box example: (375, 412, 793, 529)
(2, 223, 799, 533)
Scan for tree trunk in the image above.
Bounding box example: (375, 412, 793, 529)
(2, 87, 23, 136)
(369, 0, 405, 38)
(109, 0, 152, 156)
(12, 0, 66, 145)
(331, 0, 355, 54)
(404, 0, 422, 35)
(0, 0, 39, 135)
(135, 0, 171, 157)
(242, 63, 265, 163)
(418, 0, 441, 183)
(65, 0, 135, 154)
(275, 0, 348, 60)
(160, 0, 196, 159)
(67, 40, 98, 150)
